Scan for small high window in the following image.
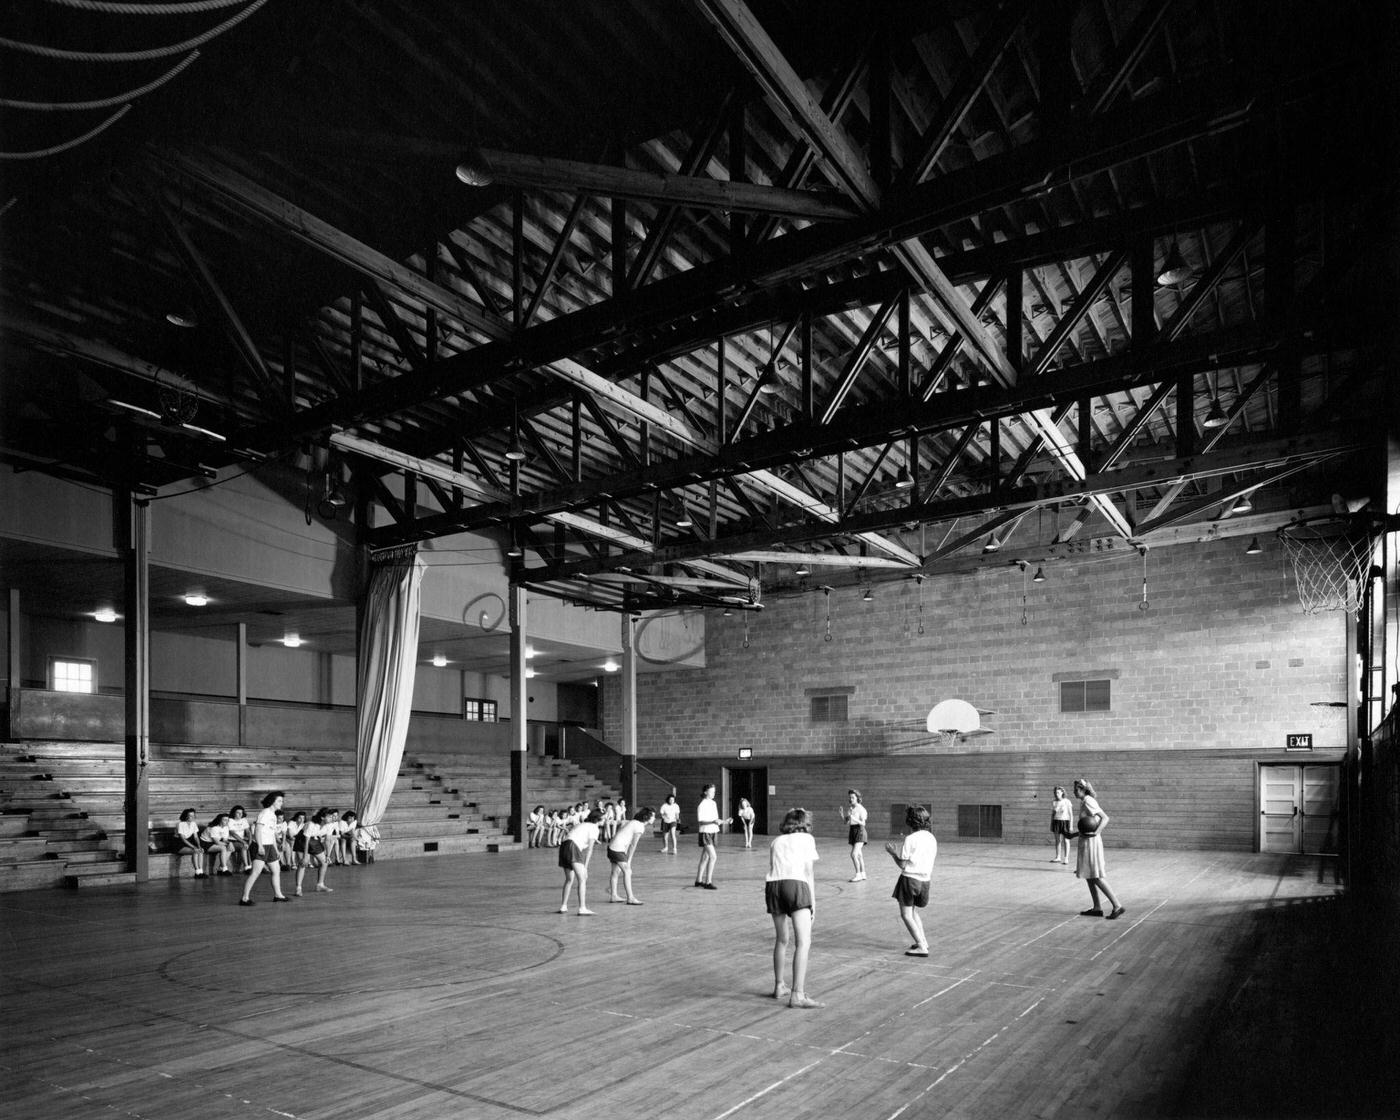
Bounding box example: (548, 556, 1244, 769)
(464, 698, 498, 722)
(51, 658, 96, 693)
(1060, 679, 1111, 712)
(810, 694, 848, 722)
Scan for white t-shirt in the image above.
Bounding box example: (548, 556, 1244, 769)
(227, 816, 249, 840)
(608, 819, 647, 854)
(566, 821, 600, 850)
(846, 803, 868, 827)
(766, 832, 818, 883)
(176, 820, 199, 842)
(696, 795, 719, 834)
(254, 807, 278, 846)
(898, 830, 937, 882)
(659, 802, 680, 824)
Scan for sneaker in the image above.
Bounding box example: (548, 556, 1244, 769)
(577, 908, 596, 916)
(238, 898, 254, 906)
(772, 985, 791, 1000)
(1079, 908, 1104, 917)
(1107, 906, 1126, 920)
(316, 884, 333, 893)
(905, 946, 930, 957)
(788, 994, 824, 1009)
(701, 883, 718, 890)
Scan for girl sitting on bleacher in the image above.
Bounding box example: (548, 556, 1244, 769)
(528, 805, 546, 848)
(227, 805, 250, 872)
(199, 813, 234, 875)
(340, 811, 360, 864)
(354, 820, 380, 864)
(175, 808, 206, 877)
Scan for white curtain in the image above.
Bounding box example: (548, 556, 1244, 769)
(354, 552, 426, 827)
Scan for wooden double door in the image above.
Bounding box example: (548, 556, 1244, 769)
(1259, 764, 1340, 854)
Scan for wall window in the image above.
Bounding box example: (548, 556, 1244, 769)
(810, 694, 848, 722)
(51, 658, 96, 693)
(464, 697, 498, 722)
(1060, 679, 1111, 712)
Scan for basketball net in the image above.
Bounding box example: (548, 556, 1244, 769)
(1277, 515, 1379, 615)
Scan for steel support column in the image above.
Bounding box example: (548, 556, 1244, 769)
(123, 494, 151, 880)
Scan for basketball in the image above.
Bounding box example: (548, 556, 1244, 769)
(1078, 812, 1101, 835)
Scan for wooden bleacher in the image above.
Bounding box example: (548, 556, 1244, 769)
(0, 740, 620, 892)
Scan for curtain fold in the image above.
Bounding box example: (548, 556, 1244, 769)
(354, 553, 425, 827)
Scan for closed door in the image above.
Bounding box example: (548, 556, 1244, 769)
(1260, 766, 1302, 852)
(1260, 764, 1341, 854)
(1301, 765, 1340, 855)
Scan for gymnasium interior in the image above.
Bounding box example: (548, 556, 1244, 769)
(2, 2, 1398, 1117)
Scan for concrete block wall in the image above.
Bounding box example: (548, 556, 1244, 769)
(606, 536, 1346, 760)
(602, 537, 1349, 850)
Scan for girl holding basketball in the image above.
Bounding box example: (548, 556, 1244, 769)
(765, 807, 822, 1008)
(837, 788, 868, 881)
(1073, 778, 1124, 919)
(884, 804, 936, 956)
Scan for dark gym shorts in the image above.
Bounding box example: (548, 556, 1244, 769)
(848, 825, 868, 845)
(606, 847, 628, 864)
(558, 841, 584, 870)
(698, 830, 716, 848)
(892, 874, 930, 908)
(1052, 819, 1074, 837)
(257, 843, 281, 864)
(765, 879, 813, 915)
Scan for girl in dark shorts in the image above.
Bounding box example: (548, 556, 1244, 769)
(558, 809, 604, 915)
(884, 804, 937, 956)
(837, 788, 868, 881)
(764, 808, 822, 1009)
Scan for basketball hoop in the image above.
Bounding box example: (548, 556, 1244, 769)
(1277, 513, 1383, 615)
(925, 698, 994, 746)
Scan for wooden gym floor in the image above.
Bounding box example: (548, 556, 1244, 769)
(1, 838, 1393, 1120)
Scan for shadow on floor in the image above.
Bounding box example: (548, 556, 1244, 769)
(1167, 890, 1400, 1119)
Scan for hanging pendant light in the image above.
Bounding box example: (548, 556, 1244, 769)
(505, 401, 528, 462)
(1244, 537, 1263, 555)
(1156, 242, 1191, 286)
(1032, 566, 1046, 583)
(1202, 397, 1229, 429)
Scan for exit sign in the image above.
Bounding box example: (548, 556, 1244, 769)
(1286, 733, 1313, 751)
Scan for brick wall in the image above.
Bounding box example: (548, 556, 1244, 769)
(601, 536, 1350, 850)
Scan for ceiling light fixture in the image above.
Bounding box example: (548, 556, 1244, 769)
(109, 399, 163, 421)
(93, 607, 118, 623)
(1232, 492, 1254, 514)
(1245, 537, 1263, 555)
(676, 508, 693, 529)
(861, 587, 873, 602)
(1156, 241, 1191, 286)
(431, 653, 448, 668)
(894, 468, 914, 490)
(794, 563, 810, 577)
(1202, 397, 1229, 429)
(603, 659, 620, 672)
(181, 422, 227, 442)
(1032, 566, 1046, 583)
(183, 592, 209, 607)
(525, 646, 537, 659)
(524, 667, 536, 679)
(505, 400, 528, 462)
(982, 536, 1001, 554)
(282, 633, 302, 648)
(455, 149, 494, 187)
(165, 310, 198, 329)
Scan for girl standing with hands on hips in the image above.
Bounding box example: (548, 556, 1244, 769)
(765, 808, 822, 1009)
(1049, 785, 1074, 864)
(1073, 778, 1125, 919)
(837, 788, 868, 881)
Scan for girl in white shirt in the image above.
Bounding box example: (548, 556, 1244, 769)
(175, 808, 206, 877)
(558, 809, 603, 915)
(765, 807, 821, 1009)
(885, 804, 937, 956)
(226, 805, 250, 872)
(239, 790, 289, 906)
(657, 794, 681, 854)
(737, 798, 756, 848)
(606, 808, 655, 904)
(199, 813, 234, 874)
(837, 788, 868, 881)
